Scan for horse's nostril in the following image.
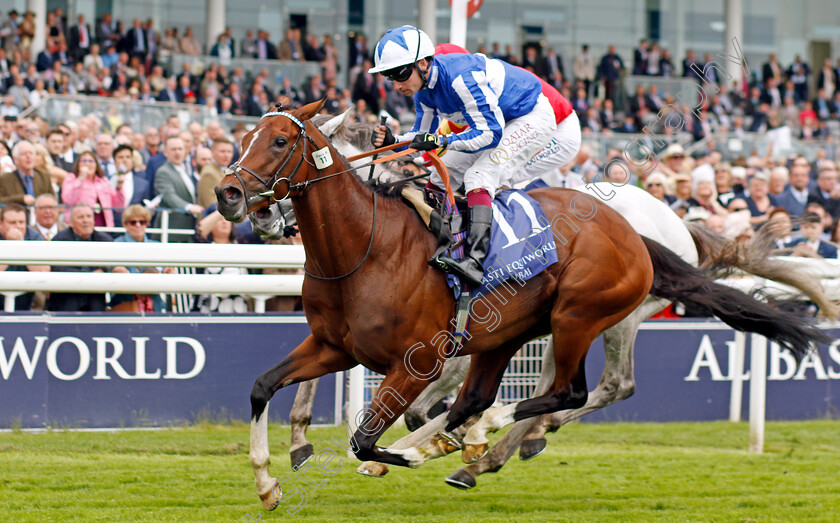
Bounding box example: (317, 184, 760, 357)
(255, 209, 270, 218)
(224, 187, 240, 200)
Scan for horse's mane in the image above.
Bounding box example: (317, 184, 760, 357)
(310, 113, 373, 153)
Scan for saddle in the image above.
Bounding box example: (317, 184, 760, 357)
(400, 186, 467, 264)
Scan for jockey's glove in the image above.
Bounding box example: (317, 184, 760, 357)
(283, 225, 299, 238)
(410, 133, 447, 152)
(371, 125, 395, 148)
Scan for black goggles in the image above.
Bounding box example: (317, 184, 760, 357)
(383, 64, 414, 83)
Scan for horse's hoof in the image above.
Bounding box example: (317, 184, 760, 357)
(519, 438, 547, 461)
(461, 442, 488, 464)
(356, 461, 389, 477)
(434, 435, 460, 455)
(445, 469, 477, 490)
(435, 430, 463, 450)
(258, 481, 281, 511)
(290, 444, 314, 470)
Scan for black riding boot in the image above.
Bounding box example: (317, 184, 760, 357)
(432, 204, 493, 288)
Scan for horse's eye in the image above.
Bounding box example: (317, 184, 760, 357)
(274, 137, 288, 148)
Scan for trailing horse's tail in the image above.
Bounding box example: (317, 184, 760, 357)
(685, 222, 840, 320)
(642, 236, 829, 360)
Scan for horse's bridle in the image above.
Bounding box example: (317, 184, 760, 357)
(226, 109, 320, 204)
(227, 109, 378, 281)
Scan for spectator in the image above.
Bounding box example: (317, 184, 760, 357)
(764, 207, 793, 249)
(61, 150, 124, 227)
(669, 173, 698, 216)
(48, 202, 126, 312)
(807, 162, 840, 218)
(573, 44, 596, 95)
(197, 137, 233, 209)
(787, 212, 838, 259)
(705, 213, 725, 234)
(179, 27, 201, 56)
(722, 209, 754, 243)
(67, 14, 92, 63)
(32, 192, 65, 240)
(0, 140, 55, 205)
(33, 141, 68, 191)
(94, 133, 117, 177)
(239, 29, 256, 58)
(775, 156, 811, 218)
(742, 170, 777, 226)
(109, 204, 169, 312)
(210, 34, 233, 64)
(113, 143, 151, 213)
(0, 202, 49, 311)
(195, 217, 249, 313)
(633, 39, 648, 75)
(254, 30, 277, 60)
(153, 136, 203, 242)
(320, 34, 338, 86)
(644, 172, 674, 204)
(598, 44, 624, 104)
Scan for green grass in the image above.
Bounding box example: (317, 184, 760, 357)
(1, 420, 839, 522)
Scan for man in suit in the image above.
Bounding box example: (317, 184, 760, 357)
(775, 156, 813, 218)
(541, 47, 564, 89)
(762, 54, 784, 85)
(153, 136, 204, 242)
(32, 193, 67, 240)
(787, 212, 838, 259)
(67, 14, 92, 63)
(196, 137, 233, 209)
(35, 47, 54, 72)
(0, 202, 49, 311)
(48, 203, 127, 312)
(807, 162, 840, 218)
(113, 144, 151, 224)
(157, 77, 179, 103)
(127, 18, 147, 62)
(254, 30, 277, 60)
(45, 128, 73, 171)
(0, 140, 55, 205)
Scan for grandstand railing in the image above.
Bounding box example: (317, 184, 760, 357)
(20, 94, 259, 131)
(166, 53, 323, 90)
(0, 241, 305, 313)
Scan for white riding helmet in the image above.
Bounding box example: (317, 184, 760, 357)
(369, 25, 435, 74)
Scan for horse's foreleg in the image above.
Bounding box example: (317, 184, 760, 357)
(289, 379, 319, 470)
(250, 336, 356, 511)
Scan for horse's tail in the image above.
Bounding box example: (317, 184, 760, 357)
(642, 236, 828, 360)
(685, 222, 840, 321)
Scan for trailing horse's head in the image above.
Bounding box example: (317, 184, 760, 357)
(215, 99, 326, 222)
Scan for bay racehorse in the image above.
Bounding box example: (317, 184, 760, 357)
(216, 100, 826, 509)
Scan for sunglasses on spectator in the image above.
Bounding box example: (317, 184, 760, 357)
(127, 220, 148, 226)
(383, 64, 414, 83)
(730, 206, 748, 211)
(646, 183, 662, 187)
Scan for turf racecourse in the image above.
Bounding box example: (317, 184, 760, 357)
(1, 421, 838, 522)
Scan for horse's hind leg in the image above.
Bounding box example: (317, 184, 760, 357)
(250, 336, 356, 511)
(289, 378, 318, 470)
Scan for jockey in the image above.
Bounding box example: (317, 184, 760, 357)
(431, 43, 582, 188)
(370, 25, 556, 287)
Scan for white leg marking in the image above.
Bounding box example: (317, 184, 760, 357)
(463, 403, 517, 446)
(249, 400, 277, 497)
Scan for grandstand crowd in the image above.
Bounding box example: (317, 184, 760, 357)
(1, 8, 839, 314)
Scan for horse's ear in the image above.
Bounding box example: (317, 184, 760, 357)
(296, 98, 327, 122)
(316, 108, 352, 137)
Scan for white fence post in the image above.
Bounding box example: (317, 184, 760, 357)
(749, 333, 767, 453)
(728, 330, 747, 422)
(346, 365, 365, 458)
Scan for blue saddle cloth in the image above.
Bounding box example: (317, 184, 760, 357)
(476, 189, 558, 295)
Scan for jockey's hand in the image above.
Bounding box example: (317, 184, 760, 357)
(371, 124, 395, 148)
(283, 225, 299, 238)
(410, 133, 447, 152)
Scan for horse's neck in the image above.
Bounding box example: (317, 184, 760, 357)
(293, 159, 384, 277)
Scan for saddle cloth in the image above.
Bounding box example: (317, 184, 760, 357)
(401, 187, 558, 294)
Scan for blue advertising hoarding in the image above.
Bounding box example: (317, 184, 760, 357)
(0, 314, 339, 428)
(1, 316, 838, 428)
